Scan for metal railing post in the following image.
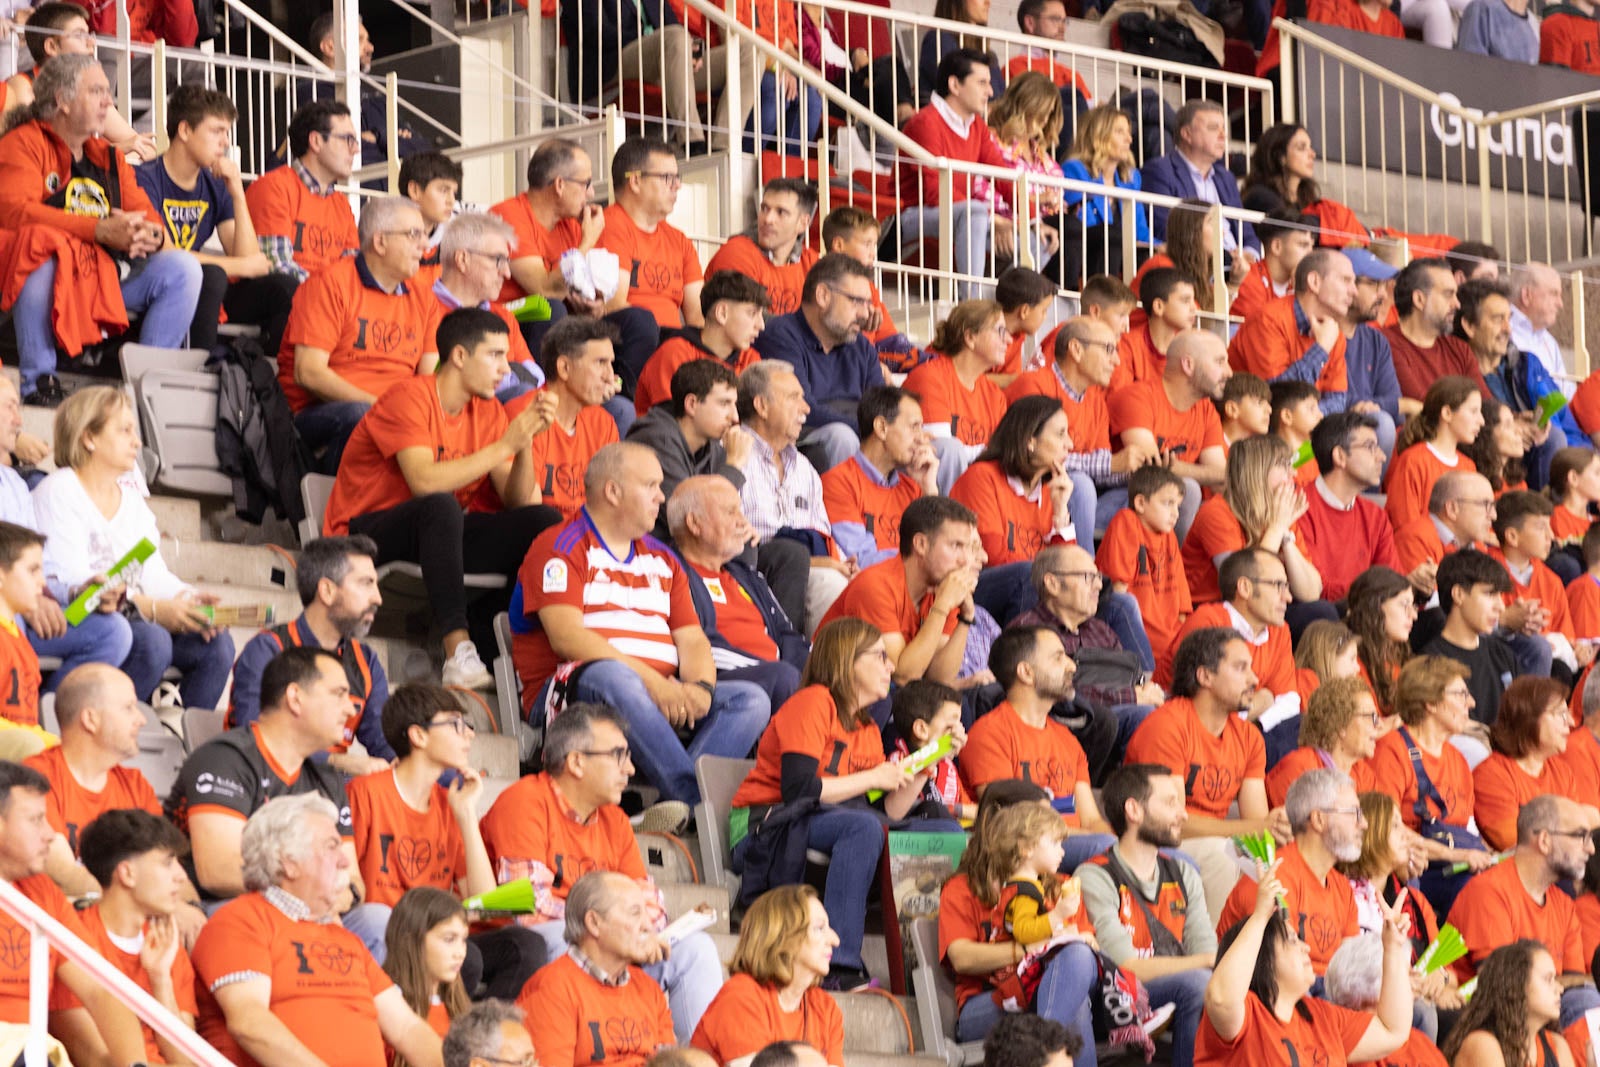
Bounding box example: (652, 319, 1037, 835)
(938, 167, 954, 305)
(1279, 25, 1296, 125)
(115, 0, 131, 114)
(1574, 271, 1590, 380)
(1476, 128, 1493, 244)
(386, 72, 401, 194)
(152, 38, 168, 156)
(26, 920, 46, 1067)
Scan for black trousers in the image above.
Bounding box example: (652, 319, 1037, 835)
(193, 265, 298, 355)
(349, 493, 561, 636)
(462, 925, 548, 1001)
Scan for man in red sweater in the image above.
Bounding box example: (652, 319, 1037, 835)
(1294, 411, 1416, 603)
(897, 47, 1013, 300)
(1381, 257, 1485, 410)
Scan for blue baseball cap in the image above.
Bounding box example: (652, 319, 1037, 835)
(1343, 247, 1399, 281)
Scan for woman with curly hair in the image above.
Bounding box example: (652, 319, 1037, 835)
(1385, 375, 1485, 530)
(1264, 675, 1380, 808)
(1462, 395, 1530, 496)
(1345, 566, 1417, 717)
(1443, 940, 1573, 1067)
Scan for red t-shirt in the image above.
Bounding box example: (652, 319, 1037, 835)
(817, 556, 959, 643)
(820, 456, 922, 557)
(1181, 495, 1248, 606)
(1472, 751, 1583, 852)
(904, 356, 1009, 448)
(1295, 485, 1400, 603)
(1380, 326, 1487, 401)
(597, 204, 704, 328)
(1108, 377, 1224, 466)
(704, 235, 816, 317)
(1384, 443, 1476, 531)
(479, 772, 646, 897)
(1228, 296, 1348, 392)
(690, 974, 845, 1066)
(322, 375, 509, 535)
(958, 700, 1089, 823)
(950, 460, 1064, 568)
(1097, 508, 1192, 667)
(1215, 841, 1360, 974)
(244, 164, 358, 279)
(1194, 991, 1370, 1067)
(23, 746, 160, 856)
(1367, 727, 1475, 830)
(512, 391, 620, 520)
(1266, 747, 1377, 809)
(1489, 548, 1576, 642)
(519, 953, 675, 1067)
(347, 767, 469, 906)
(938, 872, 1007, 1010)
(1002, 366, 1114, 457)
(1570, 573, 1600, 640)
(1167, 601, 1293, 697)
(0, 874, 88, 1022)
(1447, 857, 1586, 979)
(634, 335, 760, 417)
(487, 193, 583, 303)
(1111, 325, 1166, 392)
(0, 617, 38, 727)
(733, 685, 886, 808)
(1125, 697, 1266, 819)
(689, 562, 778, 661)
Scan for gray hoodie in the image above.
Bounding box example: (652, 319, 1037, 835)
(625, 404, 746, 536)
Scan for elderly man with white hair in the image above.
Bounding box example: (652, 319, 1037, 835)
(1511, 263, 1572, 397)
(280, 193, 443, 473)
(189, 793, 446, 1067)
(443, 1001, 536, 1067)
(1214, 767, 1363, 979)
(1326, 935, 1446, 1064)
(431, 211, 546, 399)
(516, 870, 678, 1067)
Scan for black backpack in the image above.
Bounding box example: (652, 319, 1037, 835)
(1115, 11, 1221, 68)
(213, 337, 313, 529)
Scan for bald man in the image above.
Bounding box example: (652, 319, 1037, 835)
(512, 443, 770, 806)
(1511, 263, 1570, 397)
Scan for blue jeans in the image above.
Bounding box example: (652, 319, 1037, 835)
(123, 620, 236, 711)
(745, 71, 822, 156)
(25, 611, 134, 693)
(295, 401, 370, 475)
(799, 424, 860, 476)
(15, 250, 203, 394)
(538, 659, 769, 804)
(1060, 834, 1117, 873)
(1504, 630, 1554, 680)
(342, 902, 392, 964)
(1561, 985, 1600, 1030)
(956, 940, 1098, 1067)
(901, 201, 991, 301)
(1064, 474, 1130, 549)
(604, 394, 636, 439)
(1145, 967, 1210, 1066)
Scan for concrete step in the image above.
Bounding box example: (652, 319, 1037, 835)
(149, 495, 203, 543)
(161, 536, 296, 592)
(659, 882, 732, 933)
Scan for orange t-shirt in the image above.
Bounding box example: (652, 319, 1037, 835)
(999, 331, 1028, 377)
(1004, 367, 1114, 455)
(0, 874, 88, 1022)
(1552, 724, 1600, 813)
(49, 904, 198, 1063)
(950, 460, 1063, 568)
(958, 700, 1089, 823)
(347, 767, 469, 907)
(322, 375, 509, 535)
(817, 556, 960, 643)
(1227, 295, 1348, 393)
(1472, 751, 1583, 852)
(1228, 260, 1287, 324)
(904, 356, 1009, 448)
(1447, 856, 1586, 979)
(1551, 501, 1591, 547)
(23, 746, 159, 855)
(1097, 508, 1192, 667)
(597, 204, 704, 328)
(938, 872, 1007, 1010)
(487, 193, 583, 303)
(518, 953, 676, 1067)
(1111, 325, 1166, 392)
(1367, 727, 1475, 830)
(820, 456, 922, 557)
(1166, 602, 1293, 697)
(1570, 573, 1600, 640)
(1216, 841, 1359, 974)
(1179, 495, 1247, 607)
(704, 235, 817, 318)
(1265, 747, 1377, 809)
(1003, 364, 1068, 406)
(478, 772, 646, 897)
(191, 892, 394, 1067)
(634, 335, 761, 417)
(690, 974, 845, 1066)
(1383, 443, 1476, 530)
(1125, 696, 1266, 819)
(1579, 894, 1600, 977)
(1194, 989, 1371, 1067)
(512, 392, 620, 520)
(1108, 377, 1224, 466)
(278, 255, 442, 413)
(244, 164, 358, 278)
(733, 685, 887, 808)
(1392, 515, 1463, 577)
(0, 617, 38, 727)
(1489, 548, 1576, 643)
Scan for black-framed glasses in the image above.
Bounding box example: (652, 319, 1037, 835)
(1458, 499, 1497, 512)
(856, 648, 892, 665)
(383, 228, 428, 243)
(466, 249, 511, 270)
(580, 746, 632, 766)
(1544, 827, 1591, 841)
(559, 174, 595, 190)
(322, 131, 361, 150)
(1321, 805, 1364, 819)
(825, 286, 874, 309)
(630, 169, 681, 187)
(426, 716, 476, 736)
(1249, 577, 1291, 593)
(1050, 570, 1103, 587)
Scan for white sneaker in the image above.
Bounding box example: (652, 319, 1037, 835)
(633, 800, 691, 836)
(442, 641, 494, 690)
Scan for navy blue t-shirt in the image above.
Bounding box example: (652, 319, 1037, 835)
(134, 159, 235, 251)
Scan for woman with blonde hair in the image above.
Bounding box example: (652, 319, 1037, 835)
(988, 71, 1066, 268)
(1060, 105, 1152, 255)
(907, 299, 1012, 493)
(731, 619, 961, 990)
(1180, 434, 1322, 607)
(1293, 620, 1362, 707)
(31, 386, 235, 709)
(691, 885, 845, 1066)
(1265, 676, 1380, 808)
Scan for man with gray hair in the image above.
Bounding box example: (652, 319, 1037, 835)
(443, 1000, 534, 1067)
(1446, 794, 1600, 1031)
(431, 210, 546, 399)
(0, 52, 202, 408)
(190, 793, 446, 1067)
(279, 193, 442, 473)
(228, 535, 391, 774)
(1511, 262, 1575, 400)
(1326, 934, 1444, 1050)
(516, 871, 676, 1067)
(1214, 767, 1362, 977)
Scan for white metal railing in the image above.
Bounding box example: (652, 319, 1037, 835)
(1278, 18, 1593, 264)
(0, 878, 232, 1067)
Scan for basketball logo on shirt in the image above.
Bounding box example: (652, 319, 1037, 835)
(354, 317, 405, 355)
(161, 199, 209, 250)
(1297, 912, 1345, 962)
(638, 261, 680, 294)
(1185, 762, 1236, 807)
(603, 1016, 647, 1056)
(541, 462, 586, 503)
(290, 939, 356, 976)
(0, 927, 27, 970)
(1005, 521, 1047, 559)
(293, 220, 343, 261)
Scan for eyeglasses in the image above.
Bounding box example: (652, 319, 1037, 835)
(383, 228, 429, 244)
(1078, 339, 1116, 353)
(322, 131, 361, 150)
(1361, 712, 1381, 726)
(1050, 571, 1103, 587)
(1321, 805, 1364, 819)
(425, 716, 476, 736)
(1442, 685, 1473, 701)
(560, 174, 595, 190)
(1544, 827, 1591, 842)
(466, 249, 512, 270)
(1249, 577, 1291, 593)
(856, 648, 892, 664)
(1344, 439, 1384, 454)
(991, 321, 1013, 338)
(580, 746, 632, 767)
(630, 170, 682, 187)
(825, 285, 874, 309)
(1457, 499, 1497, 512)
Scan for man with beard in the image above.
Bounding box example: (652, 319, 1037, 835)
(1446, 794, 1600, 1044)
(1215, 767, 1363, 977)
(1340, 249, 1403, 455)
(1108, 330, 1232, 542)
(229, 535, 393, 776)
(1228, 248, 1358, 414)
(1382, 257, 1485, 408)
(1461, 277, 1566, 488)
(1078, 764, 1216, 1067)
(1167, 549, 1295, 727)
(959, 625, 1114, 870)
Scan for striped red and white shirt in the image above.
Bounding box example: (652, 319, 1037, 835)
(513, 510, 698, 696)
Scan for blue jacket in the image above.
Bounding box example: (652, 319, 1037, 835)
(1138, 151, 1260, 254)
(756, 310, 885, 433)
(1060, 160, 1152, 244)
(1485, 346, 1591, 447)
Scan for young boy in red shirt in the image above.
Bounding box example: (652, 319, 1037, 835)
(1219, 372, 1271, 451)
(1490, 490, 1589, 681)
(0, 521, 45, 728)
(993, 267, 1056, 383)
(1097, 465, 1192, 673)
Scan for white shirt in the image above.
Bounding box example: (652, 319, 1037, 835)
(1509, 304, 1572, 398)
(31, 467, 188, 603)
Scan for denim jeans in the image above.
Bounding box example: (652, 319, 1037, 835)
(956, 940, 1098, 1067)
(974, 563, 1036, 627)
(15, 250, 203, 394)
(1063, 473, 1129, 549)
(1144, 967, 1210, 1067)
(1060, 833, 1117, 873)
(1100, 591, 1154, 674)
(123, 620, 236, 711)
(295, 401, 370, 475)
(745, 71, 823, 156)
(342, 902, 392, 963)
(537, 659, 769, 804)
(901, 201, 992, 301)
(25, 611, 134, 693)
(799, 424, 860, 476)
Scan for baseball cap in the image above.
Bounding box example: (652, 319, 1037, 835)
(1343, 247, 1399, 282)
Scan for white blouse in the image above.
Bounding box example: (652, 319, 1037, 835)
(31, 467, 188, 604)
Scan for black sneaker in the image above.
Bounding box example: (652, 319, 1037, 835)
(23, 375, 65, 407)
(820, 965, 878, 992)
